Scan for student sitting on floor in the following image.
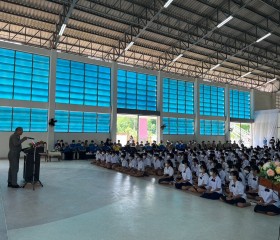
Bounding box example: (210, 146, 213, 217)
(246, 165, 260, 200)
(131, 156, 145, 177)
(189, 164, 209, 193)
(91, 150, 100, 164)
(254, 186, 280, 216)
(111, 151, 119, 170)
(220, 170, 250, 208)
(158, 160, 174, 184)
(175, 161, 193, 190)
(200, 168, 222, 200)
(98, 151, 106, 167)
(105, 151, 112, 169)
(115, 155, 127, 172)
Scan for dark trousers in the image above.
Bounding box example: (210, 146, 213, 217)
(8, 151, 20, 185)
(175, 182, 192, 189)
(254, 204, 280, 215)
(200, 192, 221, 200)
(220, 195, 246, 204)
(158, 176, 173, 184)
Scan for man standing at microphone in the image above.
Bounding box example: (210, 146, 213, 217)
(8, 127, 28, 188)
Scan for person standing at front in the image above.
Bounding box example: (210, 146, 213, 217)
(8, 127, 27, 188)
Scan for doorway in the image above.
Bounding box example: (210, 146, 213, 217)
(116, 114, 157, 146)
(230, 122, 252, 147)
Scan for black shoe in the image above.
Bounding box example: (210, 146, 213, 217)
(11, 184, 22, 188)
(7, 183, 12, 188)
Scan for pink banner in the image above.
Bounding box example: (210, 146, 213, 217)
(139, 118, 148, 142)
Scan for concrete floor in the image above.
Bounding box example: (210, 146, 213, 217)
(0, 160, 279, 240)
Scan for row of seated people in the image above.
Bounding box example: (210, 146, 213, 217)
(90, 148, 280, 216)
(54, 138, 248, 160)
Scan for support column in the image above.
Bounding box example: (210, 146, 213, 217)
(110, 61, 118, 142)
(194, 78, 200, 141)
(157, 71, 163, 142)
(47, 50, 57, 151)
(250, 89, 255, 120)
(225, 84, 230, 141)
(250, 88, 255, 146)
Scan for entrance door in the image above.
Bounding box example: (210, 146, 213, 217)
(230, 122, 252, 147)
(138, 116, 157, 144)
(116, 114, 157, 145)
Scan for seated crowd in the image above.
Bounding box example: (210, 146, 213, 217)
(54, 138, 280, 216)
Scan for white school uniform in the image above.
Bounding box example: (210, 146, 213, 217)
(170, 158, 176, 168)
(137, 161, 145, 171)
(229, 180, 247, 199)
(121, 159, 128, 167)
(105, 154, 111, 163)
(242, 159, 250, 169)
(163, 166, 174, 177)
(219, 169, 226, 185)
(111, 155, 119, 164)
(248, 175, 258, 191)
(258, 187, 279, 207)
(207, 176, 222, 193)
(129, 158, 137, 169)
(178, 162, 185, 173)
(239, 172, 246, 186)
(181, 167, 192, 184)
(198, 173, 209, 187)
(154, 159, 162, 169)
(145, 157, 152, 167)
(95, 152, 101, 160)
(100, 154, 106, 162)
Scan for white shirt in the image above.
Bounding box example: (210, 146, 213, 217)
(239, 172, 246, 186)
(111, 155, 118, 164)
(95, 152, 101, 160)
(100, 154, 106, 161)
(178, 163, 185, 173)
(105, 154, 111, 163)
(129, 159, 137, 169)
(144, 157, 151, 167)
(219, 170, 226, 185)
(154, 159, 162, 169)
(248, 175, 258, 191)
(229, 180, 247, 199)
(121, 159, 128, 167)
(198, 173, 209, 187)
(137, 161, 145, 171)
(181, 167, 192, 184)
(207, 176, 222, 193)
(163, 166, 174, 176)
(258, 186, 279, 207)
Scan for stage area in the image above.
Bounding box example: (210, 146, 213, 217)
(0, 160, 279, 240)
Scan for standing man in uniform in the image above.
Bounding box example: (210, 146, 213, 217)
(8, 127, 27, 188)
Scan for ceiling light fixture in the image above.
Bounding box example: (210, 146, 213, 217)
(0, 39, 22, 45)
(256, 33, 272, 43)
(210, 64, 221, 71)
(217, 16, 233, 28)
(125, 41, 134, 51)
(241, 72, 251, 78)
(264, 78, 277, 85)
(172, 54, 183, 62)
(164, 0, 174, 8)
(59, 24, 67, 36)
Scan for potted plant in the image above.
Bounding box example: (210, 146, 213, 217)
(259, 161, 280, 193)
